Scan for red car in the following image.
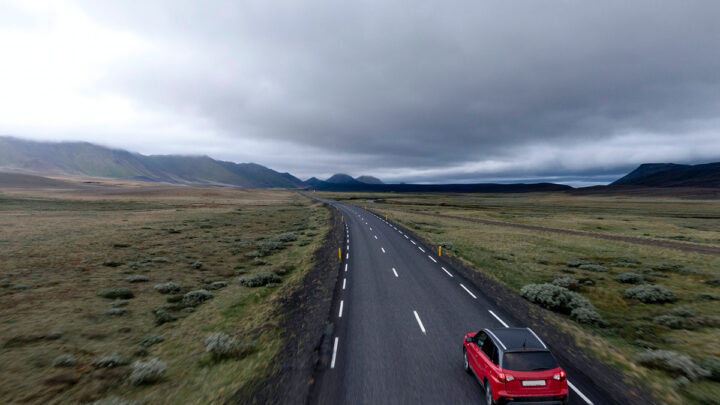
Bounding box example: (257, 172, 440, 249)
(463, 327, 568, 405)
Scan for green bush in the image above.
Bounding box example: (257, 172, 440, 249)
(636, 350, 710, 380)
(237, 272, 282, 288)
(140, 335, 164, 348)
(208, 281, 227, 290)
(127, 358, 166, 385)
(551, 276, 580, 291)
(182, 290, 213, 307)
(520, 284, 602, 324)
(273, 232, 297, 242)
(153, 282, 180, 294)
(615, 273, 644, 284)
(97, 288, 134, 299)
(52, 354, 77, 367)
(579, 264, 608, 272)
(567, 259, 589, 268)
(105, 308, 127, 316)
(204, 333, 239, 360)
(624, 285, 676, 303)
(653, 263, 701, 275)
(700, 357, 720, 382)
(153, 308, 177, 325)
(705, 278, 720, 287)
(126, 275, 149, 283)
(93, 354, 122, 368)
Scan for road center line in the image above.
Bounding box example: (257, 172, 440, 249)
(428, 255, 437, 263)
(413, 310, 426, 334)
(459, 284, 477, 299)
(441, 266, 453, 277)
(374, 235, 378, 239)
(342, 278, 346, 289)
(392, 267, 398, 277)
(381, 247, 386, 253)
(411, 240, 416, 245)
(418, 247, 425, 252)
(488, 310, 509, 327)
(344, 264, 348, 272)
(404, 235, 409, 239)
(331, 337, 339, 368)
(338, 300, 344, 317)
(346, 253, 349, 259)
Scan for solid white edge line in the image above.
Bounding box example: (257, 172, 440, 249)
(568, 381, 594, 405)
(441, 267, 453, 277)
(459, 284, 477, 299)
(381, 247, 386, 253)
(330, 337, 339, 368)
(342, 278, 346, 289)
(392, 268, 398, 277)
(344, 264, 348, 272)
(338, 300, 344, 317)
(428, 255, 437, 263)
(413, 310, 426, 334)
(488, 310, 509, 328)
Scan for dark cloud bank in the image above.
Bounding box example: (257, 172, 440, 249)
(20, 2, 720, 184)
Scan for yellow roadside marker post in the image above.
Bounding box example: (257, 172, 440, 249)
(439, 246, 442, 257)
(342, 215, 344, 222)
(338, 248, 341, 260)
(385, 215, 388, 221)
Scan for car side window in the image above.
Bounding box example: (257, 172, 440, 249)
(481, 337, 495, 358)
(475, 331, 487, 347)
(491, 347, 499, 365)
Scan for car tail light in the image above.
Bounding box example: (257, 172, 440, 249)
(497, 372, 515, 383)
(553, 370, 566, 381)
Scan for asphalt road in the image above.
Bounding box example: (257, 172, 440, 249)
(310, 200, 606, 405)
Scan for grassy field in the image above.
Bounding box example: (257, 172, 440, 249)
(0, 181, 328, 404)
(322, 192, 720, 405)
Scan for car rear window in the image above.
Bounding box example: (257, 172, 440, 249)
(502, 351, 558, 372)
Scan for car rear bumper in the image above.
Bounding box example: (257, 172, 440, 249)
(496, 395, 568, 405)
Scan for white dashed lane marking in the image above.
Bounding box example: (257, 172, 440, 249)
(459, 284, 477, 299)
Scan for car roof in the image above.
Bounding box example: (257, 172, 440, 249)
(483, 327, 548, 353)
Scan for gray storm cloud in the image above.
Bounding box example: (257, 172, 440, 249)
(4, 1, 720, 183)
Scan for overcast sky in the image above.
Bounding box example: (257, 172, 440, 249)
(2, 1, 720, 184)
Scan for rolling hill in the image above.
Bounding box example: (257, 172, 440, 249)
(611, 162, 720, 188)
(0, 136, 305, 188)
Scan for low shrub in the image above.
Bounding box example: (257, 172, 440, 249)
(204, 333, 239, 360)
(252, 258, 267, 266)
(93, 354, 122, 368)
(97, 288, 134, 299)
(567, 259, 589, 268)
(127, 358, 166, 385)
(705, 278, 720, 287)
(192, 261, 203, 269)
(615, 273, 644, 284)
(653, 263, 701, 275)
(111, 300, 129, 308)
(102, 261, 124, 267)
(610, 257, 641, 267)
(52, 354, 77, 367)
(244, 251, 261, 258)
(700, 357, 720, 382)
(624, 285, 676, 304)
(151, 257, 169, 263)
(105, 308, 127, 316)
(273, 232, 297, 242)
(140, 335, 164, 347)
(182, 290, 213, 307)
(208, 281, 227, 290)
(579, 264, 608, 272)
(238, 272, 282, 288)
(696, 293, 720, 301)
(154, 309, 177, 325)
(520, 283, 602, 325)
(570, 307, 604, 325)
(636, 350, 710, 380)
(166, 295, 183, 303)
(551, 276, 580, 291)
(153, 282, 180, 294)
(126, 275, 149, 283)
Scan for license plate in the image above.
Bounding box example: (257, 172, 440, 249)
(522, 380, 546, 387)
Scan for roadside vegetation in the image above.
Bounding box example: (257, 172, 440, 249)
(0, 184, 328, 403)
(324, 192, 720, 405)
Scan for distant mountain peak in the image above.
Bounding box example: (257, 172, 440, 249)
(355, 175, 384, 184)
(325, 173, 362, 184)
(612, 162, 720, 188)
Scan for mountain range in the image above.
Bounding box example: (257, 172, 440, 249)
(2, 136, 718, 190)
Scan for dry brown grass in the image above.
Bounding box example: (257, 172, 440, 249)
(0, 180, 328, 404)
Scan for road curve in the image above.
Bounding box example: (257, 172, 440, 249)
(310, 199, 607, 405)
